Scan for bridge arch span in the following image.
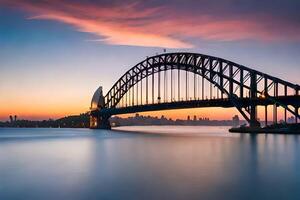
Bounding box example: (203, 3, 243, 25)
(91, 52, 300, 129)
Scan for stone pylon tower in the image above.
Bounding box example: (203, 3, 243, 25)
(90, 86, 111, 129)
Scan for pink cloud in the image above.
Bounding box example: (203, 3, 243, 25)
(2, 0, 300, 48)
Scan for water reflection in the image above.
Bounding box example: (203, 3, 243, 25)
(1, 127, 300, 199)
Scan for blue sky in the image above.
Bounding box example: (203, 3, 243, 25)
(0, 1, 299, 120)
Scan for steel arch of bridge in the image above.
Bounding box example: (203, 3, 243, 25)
(92, 52, 300, 128)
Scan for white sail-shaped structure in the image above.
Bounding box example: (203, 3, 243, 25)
(90, 86, 104, 111)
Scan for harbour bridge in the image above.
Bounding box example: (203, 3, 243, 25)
(90, 52, 300, 129)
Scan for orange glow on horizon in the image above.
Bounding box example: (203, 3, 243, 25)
(0, 102, 292, 122)
(117, 107, 238, 120)
(0, 103, 88, 121)
(116, 106, 290, 122)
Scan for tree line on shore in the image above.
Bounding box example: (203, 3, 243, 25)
(0, 113, 90, 128)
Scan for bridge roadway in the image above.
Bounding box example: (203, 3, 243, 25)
(90, 52, 300, 129)
(95, 95, 300, 116)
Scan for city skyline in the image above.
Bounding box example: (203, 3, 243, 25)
(1, 0, 300, 121)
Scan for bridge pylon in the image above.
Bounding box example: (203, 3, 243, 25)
(249, 73, 260, 128)
(90, 114, 111, 129)
(90, 86, 111, 129)
(249, 105, 260, 128)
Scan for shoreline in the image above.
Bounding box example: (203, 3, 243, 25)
(229, 124, 300, 134)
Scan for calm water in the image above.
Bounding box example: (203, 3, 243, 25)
(1, 126, 300, 200)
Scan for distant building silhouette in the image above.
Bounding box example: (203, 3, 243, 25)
(1, 113, 249, 128)
(9, 115, 13, 123)
(193, 115, 197, 121)
(288, 116, 295, 124)
(232, 115, 240, 127)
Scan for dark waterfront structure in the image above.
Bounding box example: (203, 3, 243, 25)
(110, 114, 236, 127)
(90, 52, 300, 129)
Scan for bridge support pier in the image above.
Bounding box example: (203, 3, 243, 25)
(250, 104, 260, 128)
(98, 115, 111, 129)
(90, 114, 111, 129)
(249, 73, 260, 128)
(296, 106, 299, 124)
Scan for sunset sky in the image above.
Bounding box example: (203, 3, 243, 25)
(1, 0, 300, 121)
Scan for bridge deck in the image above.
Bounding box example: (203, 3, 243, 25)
(94, 95, 300, 116)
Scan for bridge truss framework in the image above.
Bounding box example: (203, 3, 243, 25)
(90, 52, 300, 129)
